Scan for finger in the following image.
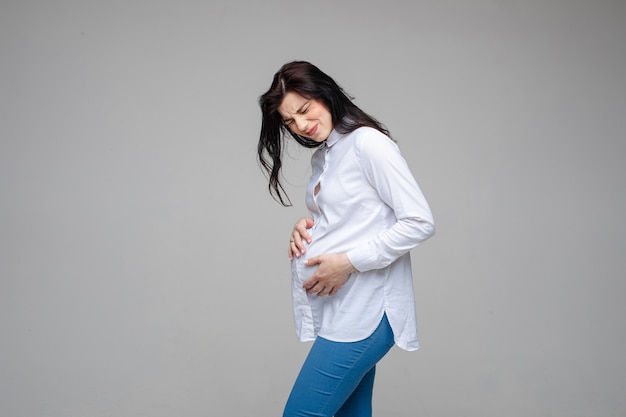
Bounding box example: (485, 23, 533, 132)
(303, 280, 317, 293)
(292, 233, 306, 255)
(288, 239, 300, 259)
(303, 256, 321, 266)
(317, 286, 332, 296)
(300, 230, 312, 244)
(295, 231, 312, 245)
(303, 276, 327, 295)
(308, 285, 326, 296)
(302, 217, 315, 230)
(295, 218, 314, 244)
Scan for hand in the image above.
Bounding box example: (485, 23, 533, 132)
(302, 253, 357, 296)
(288, 217, 314, 260)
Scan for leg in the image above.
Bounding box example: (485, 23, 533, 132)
(335, 365, 376, 417)
(283, 314, 394, 417)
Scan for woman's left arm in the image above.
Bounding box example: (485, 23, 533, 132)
(345, 133, 435, 272)
(302, 132, 435, 296)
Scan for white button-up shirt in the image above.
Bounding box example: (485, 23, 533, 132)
(290, 126, 435, 351)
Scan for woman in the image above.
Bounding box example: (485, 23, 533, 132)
(258, 61, 435, 417)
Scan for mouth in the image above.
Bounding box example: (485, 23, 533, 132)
(306, 125, 318, 137)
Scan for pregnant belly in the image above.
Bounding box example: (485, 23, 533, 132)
(291, 235, 342, 286)
(291, 243, 318, 286)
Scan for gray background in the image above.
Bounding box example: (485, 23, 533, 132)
(1, 1, 625, 416)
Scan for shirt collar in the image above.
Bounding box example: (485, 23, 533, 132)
(325, 129, 343, 148)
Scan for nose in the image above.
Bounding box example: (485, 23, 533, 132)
(294, 116, 308, 133)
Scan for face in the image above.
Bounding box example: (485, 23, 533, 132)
(278, 91, 333, 142)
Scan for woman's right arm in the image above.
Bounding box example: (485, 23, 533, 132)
(288, 217, 314, 260)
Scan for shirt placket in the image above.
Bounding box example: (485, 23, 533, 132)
(313, 143, 331, 210)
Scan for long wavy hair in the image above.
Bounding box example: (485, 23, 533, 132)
(258, 61, 390, 206)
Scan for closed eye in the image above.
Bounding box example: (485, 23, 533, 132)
(282, 101, 309, 126)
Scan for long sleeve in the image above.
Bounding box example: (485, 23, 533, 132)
(345, 133, 435, 272)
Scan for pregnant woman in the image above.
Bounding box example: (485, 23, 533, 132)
(257, 61, 435, 417)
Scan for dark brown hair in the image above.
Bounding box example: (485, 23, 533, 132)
(258, 61, 390, 206)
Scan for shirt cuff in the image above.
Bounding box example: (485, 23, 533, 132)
(346, 245, 380, 273)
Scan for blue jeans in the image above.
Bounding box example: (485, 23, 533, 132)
(283, 314, 395, 417)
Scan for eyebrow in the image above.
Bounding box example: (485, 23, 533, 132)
(282, 101, 309, 123)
